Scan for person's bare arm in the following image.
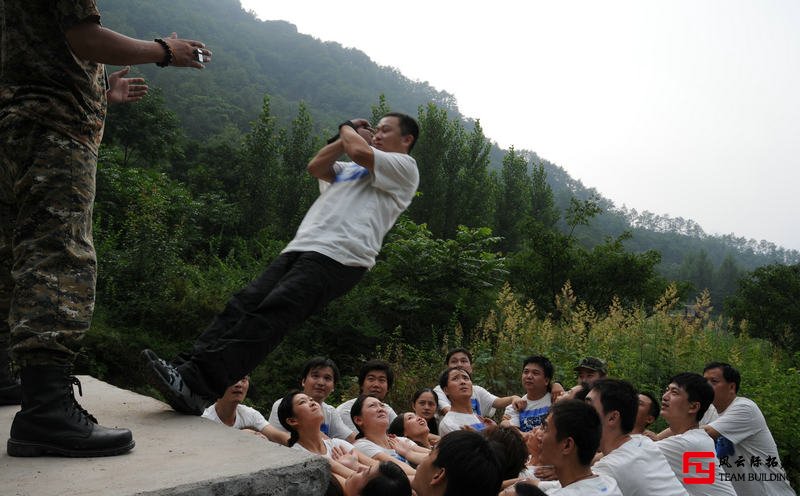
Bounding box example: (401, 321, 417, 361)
(493, 395, 523, 410)
(702, 424, 721, 440)
(656, 426, 675, 441)
(261, 425, 290, 445)
(339, 120, 374, 171)
(65, 23, 209, 68)
(307, 141, 343, 182)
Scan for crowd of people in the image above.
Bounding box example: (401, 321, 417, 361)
(199, 351, 795, 496)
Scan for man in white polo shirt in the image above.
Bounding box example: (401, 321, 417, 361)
(701, 362, 795, 496)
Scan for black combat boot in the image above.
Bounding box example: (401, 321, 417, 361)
(0, 349, 21, 406)
(7, 366, 135, 457)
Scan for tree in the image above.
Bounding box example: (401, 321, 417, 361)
(569, 232, 667, 312)
(712, 254, 741, 310)
(494, 147, 531, 252)
(367, 219, 507, 345)
(407, 103, 465, 237)
(454, 120, 493, 229)
(102, 87, 183, 168)
(725, 263, 800, 351)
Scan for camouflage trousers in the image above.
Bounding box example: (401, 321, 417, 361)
(0, 112, 97, 368)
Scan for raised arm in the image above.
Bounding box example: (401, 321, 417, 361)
(65, 23, 209, 68)
(492, 395, 523, 410)
(339, 120, 374, 171)
(307, 141, 344, 182)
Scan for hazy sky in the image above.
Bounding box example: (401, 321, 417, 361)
(240, 0, 800, 251)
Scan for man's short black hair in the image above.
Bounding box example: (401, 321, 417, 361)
(640, 391, 660, 421)
(669, 372, 715, 422)
(301, 356, 340, 385)
(703, 361, 741, 393)
(590, 378, 638, 434)
(362, 461, 412, 496)
(358, 359, 394, 391)
(445, 347, 472, 365)
(523, 355, 554, 391)
(434, 430, 502, 496)
(550, 399, 602, 466)
(382, 112, 419, 152)
(484, 426, 528, 480)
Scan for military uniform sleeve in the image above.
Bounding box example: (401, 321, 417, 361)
(56, 0, 101, 32)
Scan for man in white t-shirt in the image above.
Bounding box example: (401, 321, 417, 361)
(143, 113, 420, 415)
(588, 378, 688, 496)
(268, 357, 355, 442)
(433, 348, 523, 417)
(201, 376, 288, 444)
(656, 372, 736, 496)
(502, 355, 553, 433)
(701, 362, 795, 496)
(524, 399, 621, 496)
(337, 359, 398, 432)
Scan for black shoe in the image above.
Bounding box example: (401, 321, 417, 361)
(141, 349, 208, 415)
(7, 366, 134, 457)
(0, 378, 21, 406)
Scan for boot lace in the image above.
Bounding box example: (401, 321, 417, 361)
(66, 376, 98, 425)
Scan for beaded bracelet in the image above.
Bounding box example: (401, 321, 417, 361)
(154, 38, 173, 67)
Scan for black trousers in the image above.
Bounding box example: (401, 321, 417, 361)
(176, 251, 365, 398)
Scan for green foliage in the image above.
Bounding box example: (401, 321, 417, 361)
(94, 154, 200, 328)
(103, 87, 183, 168)
(725, 263, 800, 351)
(495, 147, 532, 252)
(569, 233, 668, 311)
(368, 219, 507, 345)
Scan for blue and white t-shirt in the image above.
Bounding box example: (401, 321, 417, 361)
(439, 411, 486, 436)
(283, 150, 418, 268)
(504, 393, 551, 432)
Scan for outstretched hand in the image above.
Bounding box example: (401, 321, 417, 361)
(165, 32, 212, 69)
(107, 66, 148, 104)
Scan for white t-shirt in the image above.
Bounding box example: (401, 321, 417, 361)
(550, 474, 622, 496)
(701, 404, 719, 425)
(438, 411, 486, 436)
(292, 438, 355, 458)
(353, 437, 413, 464)
(505, 393, 551, 432)
(657, 428, 737, 496)
(707, 396, 795, 496)
(202, 403, 269, 432)
(592, 435, 688, 496)
(268, 398, 354, 440)
(336, 397, 398, 433)
(434, 383, 498, 417)
(282, 150, 419, 268)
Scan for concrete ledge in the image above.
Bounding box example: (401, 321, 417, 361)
(0, 376, 328, 496)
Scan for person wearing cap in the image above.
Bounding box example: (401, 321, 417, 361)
(573, 357, 607, 386)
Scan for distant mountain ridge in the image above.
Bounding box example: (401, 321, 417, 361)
(98, 0, 799, 270)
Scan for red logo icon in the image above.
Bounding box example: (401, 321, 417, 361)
(683, 451, 716, 484)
